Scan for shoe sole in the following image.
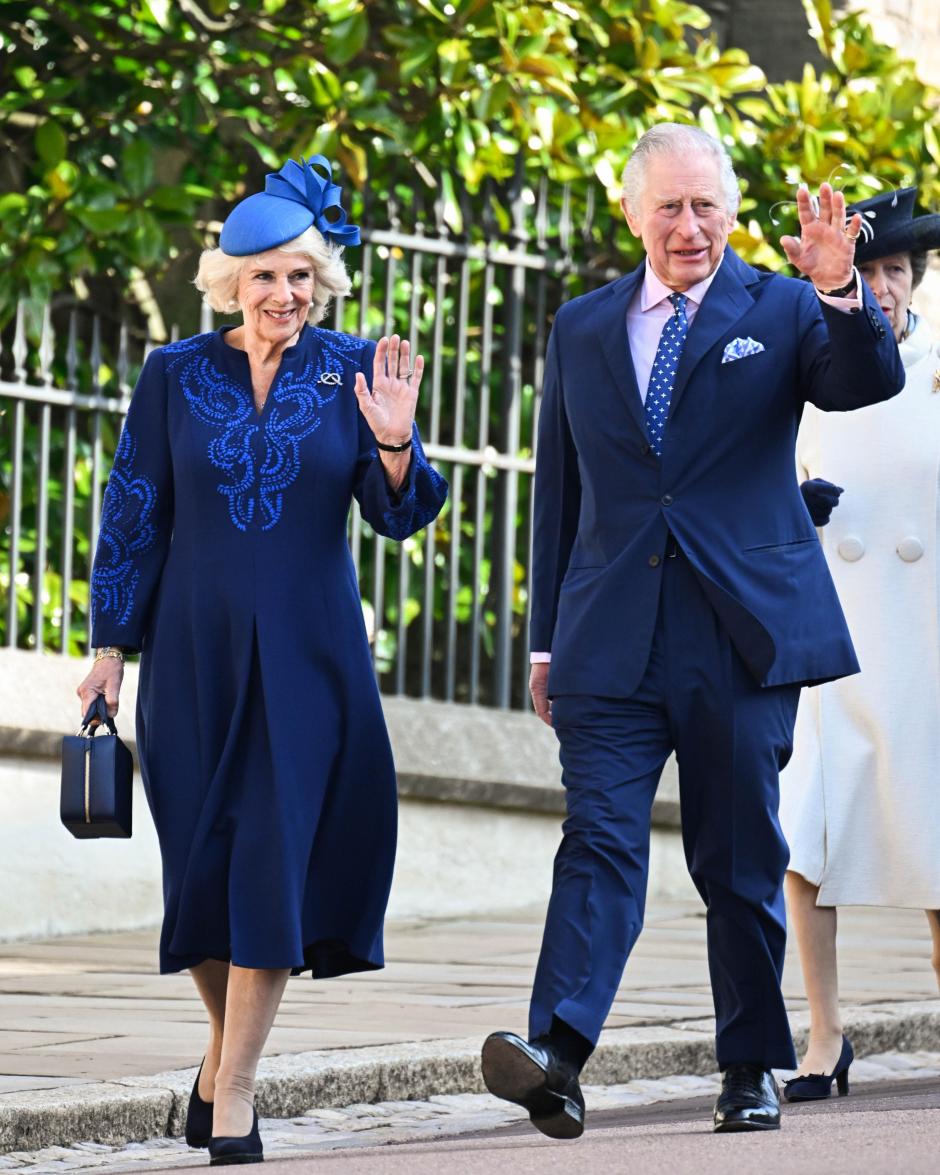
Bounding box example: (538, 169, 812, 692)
(783, 1091, 830, 1103)
(714, 1118, 780, 1133)
(209, 1156, 264, 1166)
(481, 1035, 583, 1140)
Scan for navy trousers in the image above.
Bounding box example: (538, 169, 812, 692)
(530, 549, 800, 1070)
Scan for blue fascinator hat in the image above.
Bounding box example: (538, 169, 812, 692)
(219, 156, 361, 256)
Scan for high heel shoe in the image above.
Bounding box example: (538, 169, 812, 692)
(208, 1109, 263, 1166)
(185, 1059, 214, 1149)
(783, 1036, 854, 1102)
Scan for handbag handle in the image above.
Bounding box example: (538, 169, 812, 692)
(80, 693, 118, 737)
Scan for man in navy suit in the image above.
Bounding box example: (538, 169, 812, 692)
(481, 125, 904, 1137)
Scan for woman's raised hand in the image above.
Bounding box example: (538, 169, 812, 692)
(353, 335, 423, 446)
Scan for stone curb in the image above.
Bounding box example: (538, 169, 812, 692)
(2, 999, 938, 1154)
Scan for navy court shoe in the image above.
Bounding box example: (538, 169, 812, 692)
(185, 1059, 213, 1149)
(783, 1036, 854, 1102)
(208, 1107, 263, 1166)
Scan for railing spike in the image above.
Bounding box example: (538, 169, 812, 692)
(582, 185, 596, 240)
(38, 302, 55, 387)
(536, 177, 549, 248)
(90, 317, 103, 394)
(117, 321, 130, 399)
(66, 310, 79, 387)
(559, 183, 573, 256)
(12, 301, 28, 384)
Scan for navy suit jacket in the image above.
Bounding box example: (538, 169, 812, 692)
(531, 246, 905, 697)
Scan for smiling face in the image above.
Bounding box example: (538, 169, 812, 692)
(621, 151, 738, 291)
(235, 249, 315, 348)
(857, 252, 914, 342)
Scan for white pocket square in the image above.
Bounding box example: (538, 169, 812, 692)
(721, 336, 766, 364)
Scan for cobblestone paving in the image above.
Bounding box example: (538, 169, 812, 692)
(2, 1052, 939, 1174)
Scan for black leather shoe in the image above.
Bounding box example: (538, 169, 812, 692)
(481, 1031, 585, 1140)
(783, 1036, 854, 1102)
(185, 1059, 213, 1149)
(713, 1064, 780, 1132)
(208, 1109, 263, 1165)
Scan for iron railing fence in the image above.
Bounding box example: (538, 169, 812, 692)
(0, 182, 625, 709)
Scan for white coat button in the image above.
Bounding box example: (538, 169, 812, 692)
(897, 536, 924, 562)
(838, 536, 865, 562)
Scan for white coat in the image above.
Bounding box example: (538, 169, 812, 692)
(780, 319, 940, 908)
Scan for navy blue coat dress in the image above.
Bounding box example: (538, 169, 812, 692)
(90, 324, 447, 977)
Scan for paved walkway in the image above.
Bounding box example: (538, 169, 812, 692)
(1, 899, 938, 1095)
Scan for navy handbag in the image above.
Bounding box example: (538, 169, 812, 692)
(60, 694, 133, 838)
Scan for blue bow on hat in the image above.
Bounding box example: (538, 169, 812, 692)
(219, 156, 361, 256)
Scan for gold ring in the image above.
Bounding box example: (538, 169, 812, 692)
(843, 227, 860, 241)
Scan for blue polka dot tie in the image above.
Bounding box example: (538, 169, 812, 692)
(644, 292, 689, 458)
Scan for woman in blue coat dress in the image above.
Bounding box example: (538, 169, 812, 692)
(76, 157, 447, 1165)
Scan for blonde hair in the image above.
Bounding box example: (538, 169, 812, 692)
(194, 226, 352, 324)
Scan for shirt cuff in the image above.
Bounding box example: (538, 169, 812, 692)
(530, 652, 551, 663)
(815, 267, 863, 313)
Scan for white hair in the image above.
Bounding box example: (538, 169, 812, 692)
(194, 226, 352, 324)
(621, 123, 741, 216)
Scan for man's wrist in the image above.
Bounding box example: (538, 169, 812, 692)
(815, 274, 857, 298)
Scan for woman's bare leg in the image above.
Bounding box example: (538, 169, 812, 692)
(189, 959, 230, 1101)
(926, 910, 940, 993)
(212, 965, 291, 1137)
(785, 871, 844, 1074)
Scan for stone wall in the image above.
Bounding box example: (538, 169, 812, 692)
(851, 0, 940, 85)
(699, 1, 938, 87)
(0, 650, 689, 941)
(697, 0, 829, 81)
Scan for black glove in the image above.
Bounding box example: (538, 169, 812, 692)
(800, 478, 844, 526)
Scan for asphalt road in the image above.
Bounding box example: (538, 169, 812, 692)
(251, 1077, 940, 1175)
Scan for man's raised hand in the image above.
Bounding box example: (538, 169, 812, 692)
(780, 183, 862, 292)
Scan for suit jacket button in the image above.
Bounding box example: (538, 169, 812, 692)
(661, 494, 673, 506)
(837, 536, 865, 562)
(897, 536, 924, 562)
(649, 554, 661, 567)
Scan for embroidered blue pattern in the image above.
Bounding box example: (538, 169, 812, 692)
(91, 427, 158, 625)
(175, 328, 366, 531)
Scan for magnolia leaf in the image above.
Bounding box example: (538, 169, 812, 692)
(324, 13, 369, 65)
(335, 139, 368, 188)
(709, 64, 766, 92)
(35, 120, 67, 169)
(123, 138, 154, 198)
(73, 207, 132, 235)
(143, 0, 172, 29)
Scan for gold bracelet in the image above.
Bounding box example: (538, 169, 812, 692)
(94, 646, 125, 663)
